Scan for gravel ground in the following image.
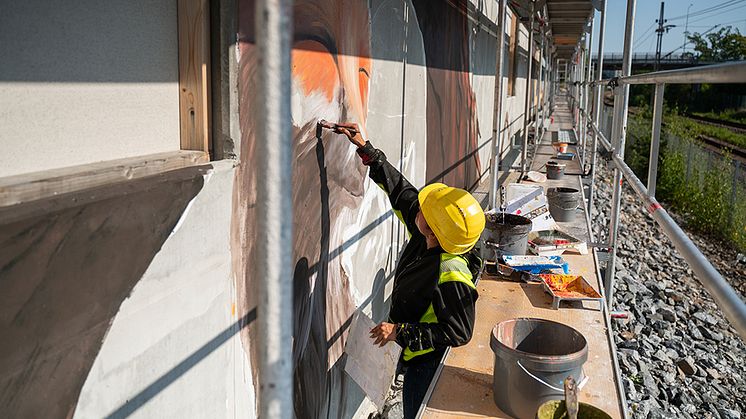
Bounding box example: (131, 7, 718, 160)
(592, 161, 746, 419)
(372, 159, 746, 419)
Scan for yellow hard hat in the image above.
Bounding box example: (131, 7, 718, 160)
(418, 183, 486, 255)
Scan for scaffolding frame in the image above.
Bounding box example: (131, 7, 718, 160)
(536, 0, 746, 339)
(580, 60, 746, 338)
(488, 0, 746, 338)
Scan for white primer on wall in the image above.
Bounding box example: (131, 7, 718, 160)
(74, 163, 255, 419)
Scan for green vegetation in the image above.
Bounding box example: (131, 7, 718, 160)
(617, 27, 746, 251)
(656, 144, 746, 252)
(692, 109, 746, 126)
(624, 109, 746, 251)
(687, 26, 746, 62)
(629, 28, 746, 117)
(666, 112, 746, 149)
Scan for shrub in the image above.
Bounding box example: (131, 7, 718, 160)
(625, 110, 746, 251)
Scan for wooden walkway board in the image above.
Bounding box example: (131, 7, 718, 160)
(422, 101, 624, 419)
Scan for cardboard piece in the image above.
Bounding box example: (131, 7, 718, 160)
(344, 311, 402, 410)
(504, 183, 556, 232)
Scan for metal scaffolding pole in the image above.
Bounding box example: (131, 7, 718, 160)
(647, 83, 665, 197)
(255, 0, 293, 417)
(582, 17, 594, 168)
(588, 0, 607, 216)
(573, 56, 580, 128)
(489, 0, 508, 209)
(541, 45, 553, 131)
(520, 0, 535, 174)
(603, 0, 636, 307)
(537, 26, 545, 136)
(577, 45, 587, 166)
(613, 61, 746, 85)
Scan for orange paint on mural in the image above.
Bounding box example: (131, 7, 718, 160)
(358, 56, 371, 109)
(292, 40, 339, 101)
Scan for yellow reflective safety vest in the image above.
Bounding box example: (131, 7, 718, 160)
(402, 253, 478, 361)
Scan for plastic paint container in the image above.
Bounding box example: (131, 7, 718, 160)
(490, 318, 588, 419)
(546, 161, 566, 180)
(547, 187, 580, 222)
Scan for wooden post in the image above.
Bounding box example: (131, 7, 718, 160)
(178, 0, 211, 154)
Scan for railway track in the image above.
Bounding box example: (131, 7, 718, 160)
(685, 113, 746, 134)
(683, 114, 746, 161)
(696, 134, 746, 162)
(605, 105, 746, 162)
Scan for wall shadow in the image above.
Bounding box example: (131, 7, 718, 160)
(0, 167, 206, 418)
(105, 309, 257, 418)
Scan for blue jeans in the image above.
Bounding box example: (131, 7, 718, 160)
(402, 356, 440, 419)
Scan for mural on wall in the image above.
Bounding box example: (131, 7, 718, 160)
(234, 0, 488, 417)
(411, 0, 482, 190)
(235, 1, 372, 417)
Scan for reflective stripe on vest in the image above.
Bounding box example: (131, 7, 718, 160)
(402, 254, 475, 361)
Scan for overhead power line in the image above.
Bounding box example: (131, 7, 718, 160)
(663, 24, 721, 58)
(634, 22, 657, 48)
(668, 0, 745, 21)
(686, 3, 746, 25)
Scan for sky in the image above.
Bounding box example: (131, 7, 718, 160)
(591, 0, 746, 55)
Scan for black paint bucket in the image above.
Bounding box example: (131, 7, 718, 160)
(546, 161, 566, 180)
(547, 187, 580, 222)
(490, 318, 588, 419)
(484, 213, 532, 257)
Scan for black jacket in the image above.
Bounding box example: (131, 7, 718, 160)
(357, 142, 480, 364)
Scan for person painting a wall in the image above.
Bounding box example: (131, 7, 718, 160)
(321, 121, 486, 419)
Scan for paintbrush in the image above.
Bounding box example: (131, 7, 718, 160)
(318, 119, 360, 135)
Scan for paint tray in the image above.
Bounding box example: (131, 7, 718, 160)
(539, 274, 603, 310)
(502, 255, 569, 274)
(528, 229, 588, 256)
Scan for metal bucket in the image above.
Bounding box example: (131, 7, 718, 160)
(546, 161, 566, 180)
(547, 187, 580, 223)
(490, 318, 588, 419)
(484, 213, 532, 258)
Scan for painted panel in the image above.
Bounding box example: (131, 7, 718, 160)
(0, 1, 541, 418)
(233, 1, 525, 418)
(73, 163, 254, 418)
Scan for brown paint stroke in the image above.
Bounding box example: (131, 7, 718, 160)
(412, 0, 481, 189)
(0, 170, 205, 418)
(234, 0, 371, 417)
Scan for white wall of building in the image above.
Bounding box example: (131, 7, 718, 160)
(0, 0, 181, 177)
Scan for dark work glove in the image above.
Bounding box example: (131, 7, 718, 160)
(356, 141, 386, 166)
